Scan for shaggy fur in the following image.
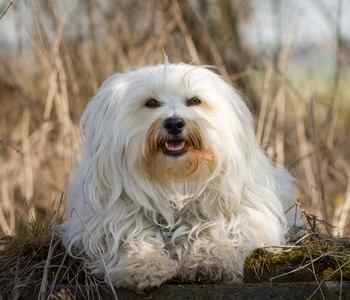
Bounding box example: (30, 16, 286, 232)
(61, 63, 298, 290)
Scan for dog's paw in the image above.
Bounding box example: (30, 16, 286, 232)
(179, 258, 241, 282)
(112, 243, 178, 290)
(178, 241, 244, 282)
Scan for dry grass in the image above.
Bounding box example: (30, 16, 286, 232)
(2, 216, 350, 298)
(0, 1, 350, 239)
(0, 216, 110, 299)
(4, 2, 350, 298)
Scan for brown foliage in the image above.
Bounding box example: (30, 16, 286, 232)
(0, 0, 350, 237)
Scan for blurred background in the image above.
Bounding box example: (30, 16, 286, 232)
(0, 0, 349, 237)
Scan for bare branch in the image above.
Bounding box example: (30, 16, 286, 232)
(0, 0, 15, 20)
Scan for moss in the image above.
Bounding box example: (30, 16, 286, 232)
(244, 247, 313, 282)
(244, 234, 350, 283)
(322, 267, 337, 280)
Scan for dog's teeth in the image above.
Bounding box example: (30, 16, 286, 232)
(165, 141, 185, 151)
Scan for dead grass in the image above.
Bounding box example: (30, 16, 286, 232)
(1, 216, 350, 298)
(0, 212, 111, 299)
(0, 1, 350, 238)
(2, 1, 350, 298)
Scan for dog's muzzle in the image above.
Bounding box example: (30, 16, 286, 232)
(161, 117, 188, 157)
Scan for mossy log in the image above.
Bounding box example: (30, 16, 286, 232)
(2, 221, 350, 299)
(244, 234, 350, 283)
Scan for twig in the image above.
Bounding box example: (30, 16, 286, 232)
(0, 0, 15, 20)
(257, 65, 273, 145)
(326, 0, 344, 149)
(294, 233, 317, 245)
(38, 231, 56, 300)
(337, 259, 343, 300)
(275, 86, 286, 166)
(172, 1, 200, 63)
(287, 150, 318, 170)
(261, 91, 279, 148)
(269, 253, 329, 281)
(47, 250, 68, 299)
(307, 258, 350, 300)
(178, 0, 230, 78)
(310, 97, 330, 235)
(334, 157, 350, 236)
(306, 247, 326, 300)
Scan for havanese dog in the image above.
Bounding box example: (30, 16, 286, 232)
(61, 63, 298, 290)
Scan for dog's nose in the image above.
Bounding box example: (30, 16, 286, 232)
(163, 117, 185, 135)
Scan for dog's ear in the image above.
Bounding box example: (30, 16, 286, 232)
(75, 74, 125, 212)
(62, 73, 136, 261)
(80, 73, 123, 145)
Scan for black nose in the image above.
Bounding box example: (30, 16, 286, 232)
(163, 117, 185, 135)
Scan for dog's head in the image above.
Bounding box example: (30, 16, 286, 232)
(81, 64, 256, 210)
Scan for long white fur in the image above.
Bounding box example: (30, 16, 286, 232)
(61, 63, 298, 289)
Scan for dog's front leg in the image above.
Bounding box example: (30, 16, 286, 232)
(112, 230, 178, 290)
(178, 230, 248, 282)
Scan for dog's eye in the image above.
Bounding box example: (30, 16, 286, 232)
(145, 98, 161, 108)
(186, 97, 202, 107)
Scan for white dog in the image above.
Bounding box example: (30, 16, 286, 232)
(61, 63, 297, 290)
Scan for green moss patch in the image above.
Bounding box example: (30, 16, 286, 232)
(244, 233, 350, 283)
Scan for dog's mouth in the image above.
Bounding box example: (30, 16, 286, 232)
(149, 121, 203, 158)
(161, 138, 188, 157)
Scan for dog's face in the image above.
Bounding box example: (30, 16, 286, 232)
(139, 84, 220, 184)
(82, 64, 255, 204)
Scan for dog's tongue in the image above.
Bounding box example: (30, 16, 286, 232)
(165, 140, 185, 152)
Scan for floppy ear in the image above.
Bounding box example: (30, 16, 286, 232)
(223, 83, 300, 229)
(61, 74, 128, 254)
(213, 79, 294, 243)
(80, 73, 122, 153)
(78, 76, 126, 212)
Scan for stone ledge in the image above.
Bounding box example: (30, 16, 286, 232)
(48, 282, 350, 300)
